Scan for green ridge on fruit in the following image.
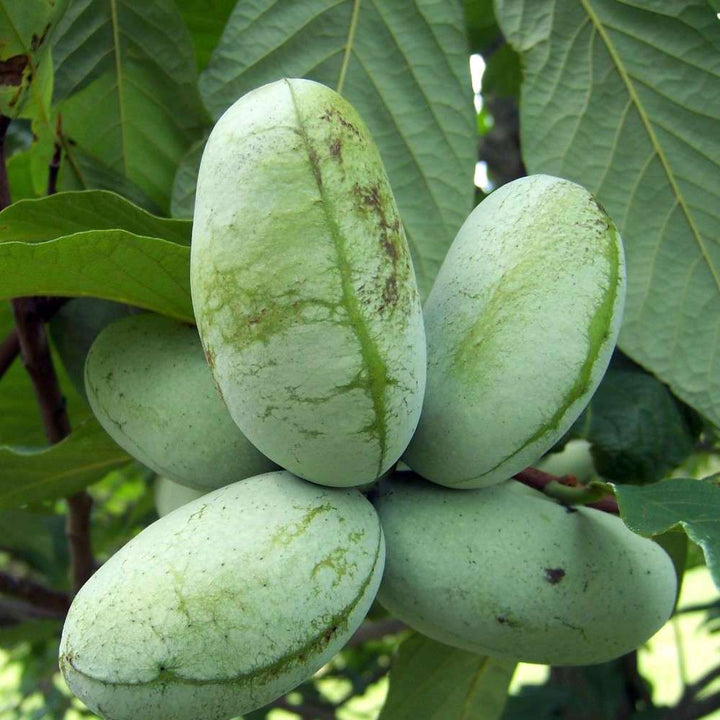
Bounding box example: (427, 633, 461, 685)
(403, 174, 626, 488)
(59, 472, 385, 720)
(190, 78, 426, 488)
(373, 474, 676, 666)
(85, 313, 276, 491)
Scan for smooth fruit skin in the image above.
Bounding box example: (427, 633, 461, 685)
(190, 78, 426, 488)
(373, 476, 676, 666)
(85, 314, 276, 491)
(537, 439, 597, 484)
(403, 175, 626, 488)
(50, 298, 139, 400)
(154, 477, 205, 517)
(60, 472, 385, 720)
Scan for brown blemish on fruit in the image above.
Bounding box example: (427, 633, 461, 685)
(320, 107, 360, 137)
(381, 276, 398, 310)
(544, 568, 566, 584)
(329, 136, 342, 161)
(353, 183, 401, 267)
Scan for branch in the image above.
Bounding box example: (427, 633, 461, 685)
(0, 115, 10, 208)
(0, 571, 70, 616)
(0, 297, 70, 383)
(514, 466, 619, 514)
(673, 690, 720, 720)
(0, 327, 20, 378)
(47, 115, 62, 196)
(0, 116, 95, 597)
(0, 597, 65, 622)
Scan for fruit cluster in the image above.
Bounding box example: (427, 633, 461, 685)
(59, 79, 676, 720)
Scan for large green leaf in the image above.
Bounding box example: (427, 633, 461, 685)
(0, 416, 130, 509)
(0, 233, 192, 321)
(0, 191, 191, 245)
(616, 477, 720, 589)
(496, 1, 720, 426)
(170, 134, 207, 219)
(0, 508, 69, 582)
(571, 356, 700, 484)
(198, 0, 476, 298)
(378, 633, 515, 720)
(51, 0, 209, 211)
(58, 145, 162, 213)
(0, 191, 193, 321)
(175, 0, 236, 71)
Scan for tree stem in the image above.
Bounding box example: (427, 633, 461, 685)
(514, 466, 619, 514)
(0, 572, 70, 616)
(0, 114, 94, 597)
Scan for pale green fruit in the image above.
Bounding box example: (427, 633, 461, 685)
(50, 298, 140, 400)
(60, 471, 385, 720)
(85, 314, 276, 491)
(537, 439, 597, 484)
(154, 477, 205, 517)
(403, 175, 626, 488)
(374, 476, 676, 666)
(191, 78, 426, 488)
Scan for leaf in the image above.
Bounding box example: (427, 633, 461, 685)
(6, 149, 38, 201)
(0, 417, 130, 509)
(0, 0, 66, 120)
(0, 232, 192, 321)
(571, 356, 700, 484)
(199, 0, 476, 299)
(464, 0, 501, 54)
(481, 43, 521, 98)
(58, 145, 162, 213)
(0, 620, 62, 649)
(170, 133, 207, 219)
(0, 508, 69, 582)
(175, 0, 236, 71)
(0, 190, 191, 245)
(51, 0, 209, 211)
(616, 477, 720, 589)
(378, 633, 515, 720)
(49, 297, 139, 399)
(496, 0, 720, 426)
(0, 191, 193, 321)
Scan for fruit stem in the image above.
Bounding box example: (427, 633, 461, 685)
(514, 467, 619, 514)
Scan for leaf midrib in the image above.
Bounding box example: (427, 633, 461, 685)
(579, 0, 720, 294)
(110, 0, 129, 176)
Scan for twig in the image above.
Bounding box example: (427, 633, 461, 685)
(672, 690, 720, 720)
(0, 572, 70, 616)
(11, 297, 71, 442)
(679, 664, 720, 704)
(65, 492, 94, 593)
(0, 115, 10, 208)
(0, 117, 95, 597)
(47, 115, 62, 196)
(11, 296, 94, 596)
(0, 297, 70, 382)
(0, 597, 65, 622)
(514, 466, 619, 514)
(0, 327, 20, 378)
